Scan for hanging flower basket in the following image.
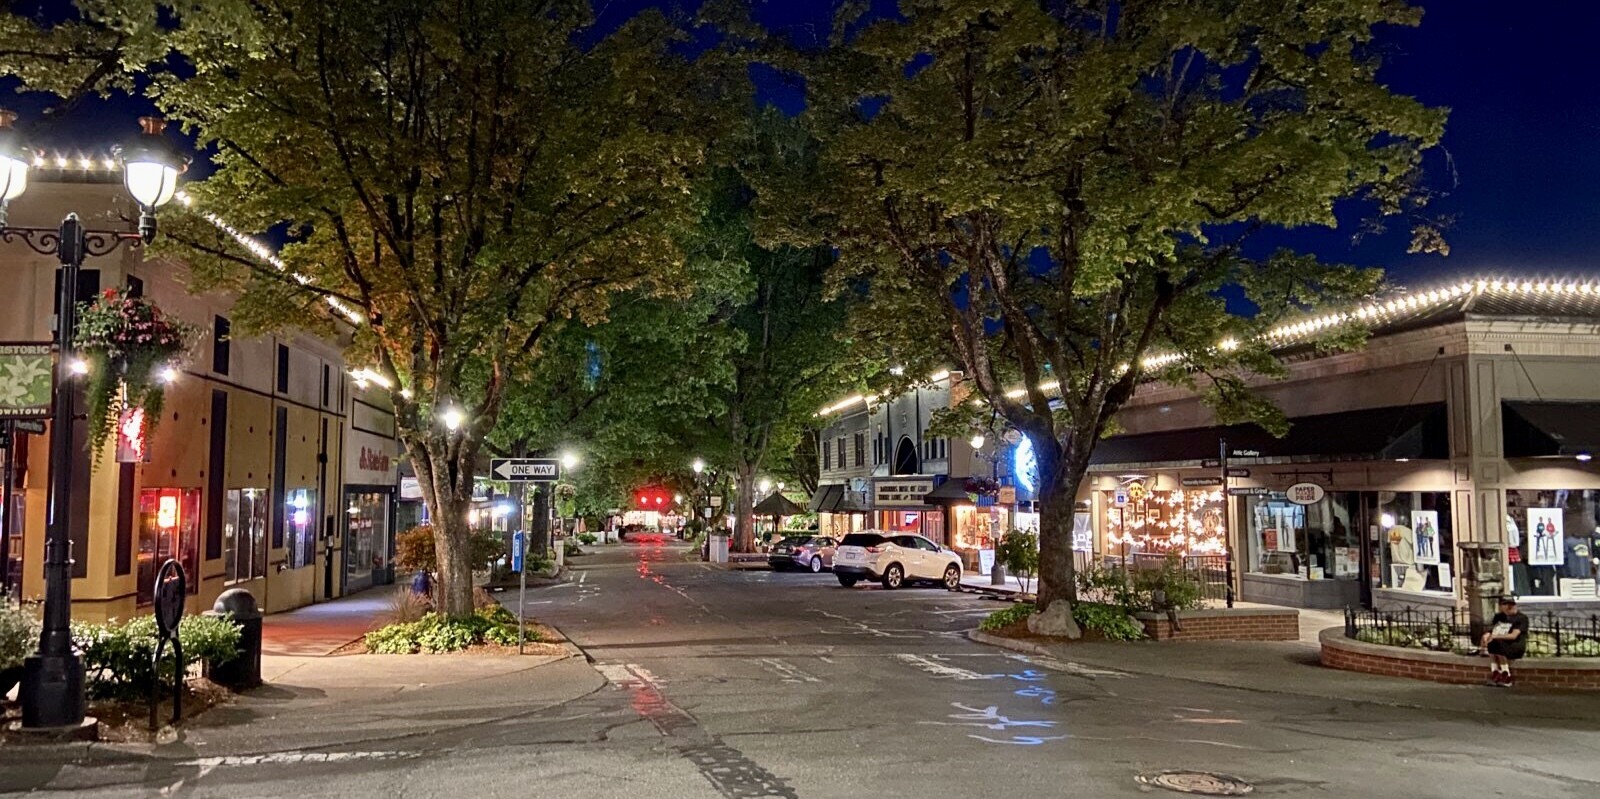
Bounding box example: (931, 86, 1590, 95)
(964, 476, 1000, 500)
(73, 288, 196, 459)
(554, 482, 578, 519)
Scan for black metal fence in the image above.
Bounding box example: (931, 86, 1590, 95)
(1128, 553, 1231, 603)
(1343, 606, 1600, 657)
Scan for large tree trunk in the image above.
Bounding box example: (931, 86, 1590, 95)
(733, 462, 756, 553)
(1029, 433, 1086, 637)
(408, 437, 476, 618)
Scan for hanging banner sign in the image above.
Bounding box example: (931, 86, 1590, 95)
(1286, 482, 1326, 505)
(0, 343, 53, 419)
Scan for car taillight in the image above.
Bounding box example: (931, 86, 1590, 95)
(865, 545, 884, 553)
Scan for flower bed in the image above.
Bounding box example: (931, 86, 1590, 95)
(1320, 628, 1600, 689)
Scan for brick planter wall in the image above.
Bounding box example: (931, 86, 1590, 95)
(1135, 608, 1300, 642)
(1319, 628, 1600, 689)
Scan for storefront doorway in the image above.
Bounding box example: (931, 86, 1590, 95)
(343, 488, 393, 593)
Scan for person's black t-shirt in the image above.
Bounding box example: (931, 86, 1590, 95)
(1491, 611, 1530, 657)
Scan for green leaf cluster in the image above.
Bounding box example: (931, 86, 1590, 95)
(363, 606, 528, 654)
(71, 614, 242, 699)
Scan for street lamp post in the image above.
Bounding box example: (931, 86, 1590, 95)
(0, 111, 187, 730)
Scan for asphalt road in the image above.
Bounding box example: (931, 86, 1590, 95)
(6, 536, 1600, 798)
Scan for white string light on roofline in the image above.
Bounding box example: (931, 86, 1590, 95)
(814, 274, 1600, 416)
(175, 190, 365, 325)
(812, 370, 952, 416)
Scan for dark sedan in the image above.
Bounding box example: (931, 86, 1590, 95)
(767, 535, 837, 572)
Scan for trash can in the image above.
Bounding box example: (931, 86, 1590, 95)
(709, 534, 730, 564)
(1458, 543, 1506, 642)
(204, 588, 262, 689)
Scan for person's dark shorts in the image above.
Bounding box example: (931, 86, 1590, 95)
(1487, 639, 1525, 660)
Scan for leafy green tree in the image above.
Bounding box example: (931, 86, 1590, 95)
(134, 0, 724, 616)
(691, 116, 856, 553)
(781, 1, 1445, 631)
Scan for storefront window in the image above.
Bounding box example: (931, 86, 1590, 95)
(137, 487, 201, 604)
(1103, 486, 1225, 556)
(1375, 491, 1453, 593)
(1506, 489, 1599, 598)
(345, 491, 391, 584)
(223, 488, 268, 584)
(286, 488, 317, 569)
(953, 505, 1009, 551)
(1243, 492, 1361, 580)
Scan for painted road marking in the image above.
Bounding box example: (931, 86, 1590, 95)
(894, 654, 1000, 680)
(758, 658, 820, 683)
(1004, 653, 1126, 678)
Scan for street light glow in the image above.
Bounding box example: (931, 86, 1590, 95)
(970, 433, 986, 449)
(759, 479, 772, 493)
(68, 358, 89, 376)
(561, 451, 579, 470)
(158, 365, 179, 384)
(441, 407, 465, 431)
(692, 458, 705, 474)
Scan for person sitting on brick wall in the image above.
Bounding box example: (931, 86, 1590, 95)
(1479, 596, 1529, 687)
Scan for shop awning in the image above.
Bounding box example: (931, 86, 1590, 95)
(1090, 403, 1449, 467)
(1502, 401, 1600, 457)
(808, 484, 871, 513)
(755, 492, 808, 517)
(924, 477, 976, 503)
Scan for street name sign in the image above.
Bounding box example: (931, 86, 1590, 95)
(1228, 486, 1271, 496)
(13, 419, 45, 435)
(491, 458, 560, 482)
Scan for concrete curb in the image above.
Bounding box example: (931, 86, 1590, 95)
(967, 628, 1054, 657)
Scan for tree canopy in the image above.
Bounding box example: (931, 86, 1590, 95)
(142, 0, 732, 614)
(774, 0, 1446, 624)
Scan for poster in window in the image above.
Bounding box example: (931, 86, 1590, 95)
(1411, 510, 1441, 566)
(1527, 508, 1565, 567)
(1071, 512, 1092, 553)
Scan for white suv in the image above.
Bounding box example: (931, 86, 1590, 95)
(832, 531, 963, 590)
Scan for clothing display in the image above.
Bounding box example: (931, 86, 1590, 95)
(1563, 536, 1596, 579)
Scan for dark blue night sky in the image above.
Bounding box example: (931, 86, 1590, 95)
(7, 0, 1599, 287)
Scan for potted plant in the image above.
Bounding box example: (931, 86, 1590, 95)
(74, 288, 196, 459)
(0, 599, 40, 698)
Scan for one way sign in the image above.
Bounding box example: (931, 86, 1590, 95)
(490, 458, 560, 482)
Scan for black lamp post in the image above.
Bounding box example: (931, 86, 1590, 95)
(0, 111, 188, 730)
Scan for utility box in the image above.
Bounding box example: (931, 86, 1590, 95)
(1457, 543, 1505, 641)
(709, 534, 730, 564)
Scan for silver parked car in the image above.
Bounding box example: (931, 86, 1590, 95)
(767, 535, 837, 572)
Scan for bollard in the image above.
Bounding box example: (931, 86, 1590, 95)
(204, 588, 262, 689)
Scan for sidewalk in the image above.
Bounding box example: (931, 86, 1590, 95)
(261, 586, 398, 656)
(970, 629, 1600, 722)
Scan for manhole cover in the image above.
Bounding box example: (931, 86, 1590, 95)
(1136, 771, 1254, 795)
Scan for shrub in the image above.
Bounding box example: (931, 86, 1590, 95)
(1073, 602, 1146, 641)
(395, 524, 509, 575)
(563, 539, 582, 557)
(394, 525, 437, 574)
(979, 603, 1037, 632)
(576, 533, 597, 546)
(1075, 558, 1205, 613)
(0, 600, 41, 672)
(996, 529, 1039, 594)
(363, 607, 525, 654)
(386, 588, 431, 624)
(73, 614, 242, 699)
